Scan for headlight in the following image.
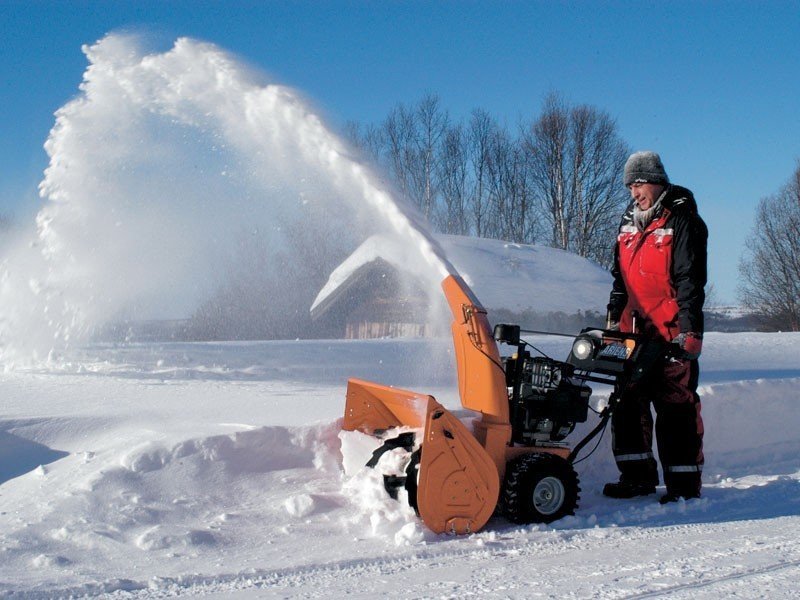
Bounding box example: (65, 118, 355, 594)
(572, 337, 595, 360)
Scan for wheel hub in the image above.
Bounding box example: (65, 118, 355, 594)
(533, 476, 566, 515)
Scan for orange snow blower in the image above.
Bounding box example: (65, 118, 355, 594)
(342, 273, 664, 534)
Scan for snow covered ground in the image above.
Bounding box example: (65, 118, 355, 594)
(2, 332, 799, 598)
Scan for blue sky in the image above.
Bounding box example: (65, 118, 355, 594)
(2, 1, 799, 304)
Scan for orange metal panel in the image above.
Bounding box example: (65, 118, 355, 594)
(415, 399, 500, 534)
(441, 275, 509, 423)
(343, 378, 430, 431)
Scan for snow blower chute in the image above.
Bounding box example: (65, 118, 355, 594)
(342, 273, 664, 534)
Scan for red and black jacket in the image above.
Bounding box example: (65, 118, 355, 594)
(608, 185, 708, 341)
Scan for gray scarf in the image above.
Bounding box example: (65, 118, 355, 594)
(632, 190, 667, 232)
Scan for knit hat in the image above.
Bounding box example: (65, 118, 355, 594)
(624, 151, 669, 186)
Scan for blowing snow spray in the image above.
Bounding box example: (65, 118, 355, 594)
(0, 34, 451, 365)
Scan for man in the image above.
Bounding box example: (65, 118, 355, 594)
(603, 151, 708, 504)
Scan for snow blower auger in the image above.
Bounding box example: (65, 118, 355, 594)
(342, 274, 665, 534)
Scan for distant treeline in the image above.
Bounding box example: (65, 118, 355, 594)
(346, 92, 631, 270)
(97, 308, 774, 344)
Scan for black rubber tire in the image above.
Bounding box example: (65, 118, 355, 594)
(502, 453, 580, 524)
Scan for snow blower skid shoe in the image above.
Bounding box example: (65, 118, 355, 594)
(343, 378, 500, 534)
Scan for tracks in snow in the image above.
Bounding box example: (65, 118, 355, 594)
(15, 515, 800, 599)
(622, 558, 800, 599)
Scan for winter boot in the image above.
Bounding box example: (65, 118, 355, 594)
(659, 491, 701, 504)
(602, 480, 656, 499)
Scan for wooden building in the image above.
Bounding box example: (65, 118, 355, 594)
(310, 257, 432, 339)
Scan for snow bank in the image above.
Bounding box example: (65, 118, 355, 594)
(1, 334, 799, 596)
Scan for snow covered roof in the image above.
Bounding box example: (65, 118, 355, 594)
(312, 234, 612, 317)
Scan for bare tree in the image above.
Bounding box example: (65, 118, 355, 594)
(703, 283, 719, 309)
(379, 94, 448, 220)
(343, 121, 384, 166)
(525, 94, 569, 248)
(739, 163, 800, 330)
(523, 93, 629, 267)
(483, 126, 536, 243)
(382, 102, 418, 203)
(413, 94, 448, 220)
(466, 109, 496, 238)
(437, 122, 470, 234)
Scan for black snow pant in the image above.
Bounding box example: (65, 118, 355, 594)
(611, 357, 704, 495)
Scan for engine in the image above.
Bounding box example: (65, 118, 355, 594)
(502, 353, 591, 445)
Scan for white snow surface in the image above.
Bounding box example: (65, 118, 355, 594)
(1, 332, 799, 598)
(312, 233, 611, 315)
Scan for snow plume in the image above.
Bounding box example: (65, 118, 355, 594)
(0, 34, 452, 365)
